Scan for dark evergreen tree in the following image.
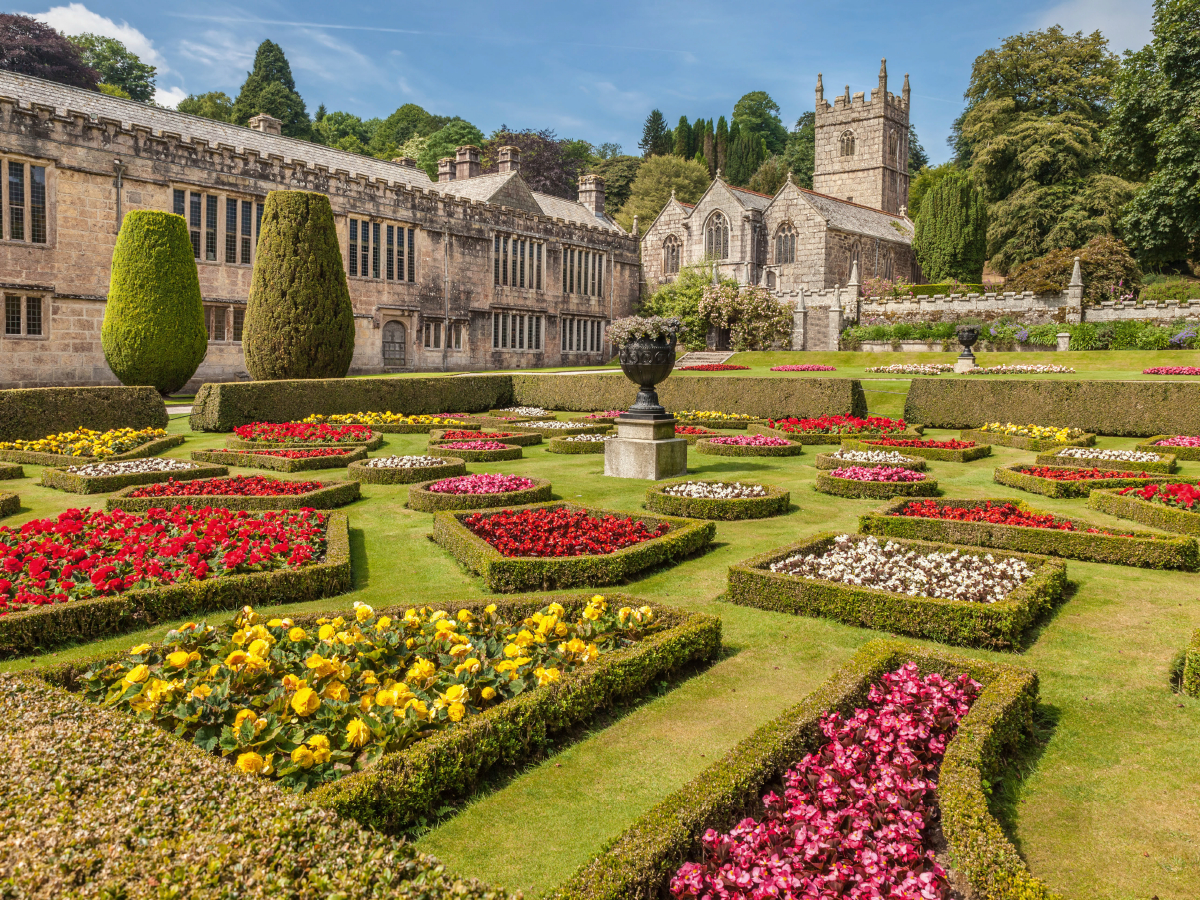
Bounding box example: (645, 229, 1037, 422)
(0, 13, 97, 89)
(913, 170, 988, 283)
(702, 123, 715, 175)
(243, 191, 355, 380)
(784, 112, 816, 189)
(907, 124, 929, 176)
(716, 116, 729, 173)
(673, 116, 691, 157)
(639, 109, 671, 157)
(232, 40, 311, 139)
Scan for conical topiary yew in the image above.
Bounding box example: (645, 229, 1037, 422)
(101, 210, 208, 395)
(243, 190, 355, 380)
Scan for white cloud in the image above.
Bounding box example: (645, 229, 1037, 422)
(154, 85, 187, 108)
(1036, 0, 1154, 53)
(31, 3, 169, 71)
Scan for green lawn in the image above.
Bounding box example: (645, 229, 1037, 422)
(3, 410, 1199, 899)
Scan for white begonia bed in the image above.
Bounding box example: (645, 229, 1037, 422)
(830, 449, 918, 464)
(1055, 447, 1165, 463)
(661, 481, 768, 500)
(64, 458, 197, 477)
(364, 455, 450, 469)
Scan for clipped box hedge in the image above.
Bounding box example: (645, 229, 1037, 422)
(546, 436, 609, 454)
(860, 497, 1199, 570)
(0, 464, 23, 480)
(105, 479, 361, 512)
(0, 385, 168, 442)
(0, 492, 17, 519)
(188, 376, 514, 431)
(347, 456, 466, 485)
(1088, 488, 1200, 537)
(432, 501, 716, 592)
(675, 418, 756, 430)
(1033, 448, 1177, 474)
(422, 442, 523, 463)
(41, 460, 230, 495)
(1136, 437, 1200, 461)
(840, 437, 993, 463)
(814, 451, 926, 471)
(546, 638, 1056, 900)
(306, 594, 721, 834)
(225, 432, 385, 452)
(510, 373, 867, 419)
(363, 419, 475, 433)
(0, 433, 186, 467)
(430, 429, 543, 446)
(1182, 629, 1200, 697)
(190, 447, 368, 473)
(674, 429, 726, 445)
(645, 479, 790, 520)
(814, 471, 940, 499)
(726, 532, 1066, 650)
(517, 423, 613, 436)
(0, 512, 352, 658)
(408, 477, 552, 512)
(993, 464, 1179, 499)
(960, 429, 1095, 452)
(748, 424, 925, 446)
(695, 437, 804, 458)
(904, 378, 1200, 436)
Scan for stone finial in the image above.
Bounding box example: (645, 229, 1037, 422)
(849, 259, 859, 286)
(844, 84, 851, 105)
(248, 113, 282, 135)
(632, 215, 639, 237)
(715, 167, 722, 180)
(787, 171, 794, 184)
(437, 157, 455, 183)
(900, 204, 908, 217)
(879, 58, 887, 92)
(816, 72, 824, 102)
(1069, 256, 1083, 286)
(454, 144, 481, 180)
(903, 73, 911, 105)
(670, 187, 676, 199)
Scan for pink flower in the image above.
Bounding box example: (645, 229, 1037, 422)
(426, 474, 534, 495)
(830, 466, 926, 483)
(708, 435, 792, 447)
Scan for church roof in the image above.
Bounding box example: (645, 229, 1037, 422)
(728, 185, 773, 211)
(798, 189, 913, 243)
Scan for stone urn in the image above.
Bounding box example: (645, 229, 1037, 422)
(618, 336, 677, 419)
(954, 324, 980, 373)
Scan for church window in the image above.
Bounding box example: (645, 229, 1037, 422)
(774, 223, 796, 264)
(839, 131, 856, 156)
(705, 212, 729, 260)
(663, 235, 681, 274)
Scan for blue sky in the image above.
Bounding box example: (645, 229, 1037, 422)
(30, 1, 1154, 165)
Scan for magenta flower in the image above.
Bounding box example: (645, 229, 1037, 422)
(426, 474, 534, 495)
(436, 441, 511, 451)
(708, 435, 792, 447)
(830, 465, 926, 483)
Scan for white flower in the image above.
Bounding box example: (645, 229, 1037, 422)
(65, 458, 197, 476)
(662, 481, 768, 500)
(1055, 448, 1164, 463)
(499, 407, 548, 416)
(829, 449, 918, 465)
(563, 434, 613, 442)
(364, 455, 448, 469)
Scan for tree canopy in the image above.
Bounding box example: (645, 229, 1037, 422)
(418, 120, 485, 180)
(639, 109, 672, 157)
(0, 13, 97, 90)
(747, 156, 789, 197)
(615, 155, 711, 233)
(588, 155, 642, 211)
(479, 127, 586, 199)
(732, 91, 789, 156)
(913, 169, 988, 283)
(783, 112, 816, 189)
(232, 40, 312, 139)
(177, 91, 234, 122)
(68, 33, 155, 101)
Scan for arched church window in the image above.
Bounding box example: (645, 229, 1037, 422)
(774, 223, 796, 264)
(663, 235, 681, 274)
(382, 321, 407, 366)
(705, 212, 729, 260)
(839, 130, 856, 157)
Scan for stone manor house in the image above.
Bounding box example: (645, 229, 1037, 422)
(0, 70, 637, 389)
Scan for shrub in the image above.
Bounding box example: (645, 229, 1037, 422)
(960, 428, 1094, 452)
(0, 386, 168, 442)
(638, 263, 731, 351)
(1034, 448, 1176, 474)
(695, 437, 804, 457)
(0, 464, 23, 481)
(1089, 488, 1200, 536)
(1182, 629, 1200, 697)
(913, 169, 988, 283)
(697, 283, 792, 351)
(1005, 235, 1142, 305)
(408, 477, 552, 512)
(0, 433, 185, 468)
(993, 464, 1178, 498)
(1140, 277, 1200, 305)
(243, 191, 355, 380)
(101, 211, 208, 395)
(546, 435, 609, 454)
(1137, 436, 1200, 460)
(814, 471, 939, 498)
(842, 437, 993, 463)
(348, 456, 466, 485)
(0, 492, 16, 519)
(190, 447, 367, 473)
(225, 432, 385, 452)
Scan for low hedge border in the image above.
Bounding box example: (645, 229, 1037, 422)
(674, 418, 755, 430)
(516, 423, 613, 436)
(860, 497, 1199, 570)
(645, 480, 790, 520)
(105, 479, 361, 512)
(347, 456, 467, 485)
(430, 429, 543, 446)
(814, 471, 940, 499)
(0, 385, 168, 442)
(1136, 437, 1200, 461)
(359, 420, 474, 433)
(748, 424, 925, 445)
(840, 438, 993, 463)
(0, 492, 17, 519)
(546, 638, 1055, 900)
(422, 442, 523, 463)
(0, 434, 186, 467)
(675, 429, 727, 445)
(726, 532, 1067, 650)
(694, 437, 804, 458)
(546, 436, 609, 454)
(303, 594, 722, 834)
(961, 429, 1095, 452)
(993, 464, 1179, 499)
(224, 432, 386, 452)
(1182, 629, 1200, 697)
(408, 477, 552, 512)
(486, 411, 558, 421)
(814, 451, 926, 471)
(1088, 488, 1200, 537)
(0, 464, 23, 480)
(189, 447, 368, 473)
(41, 460, 230, 495)
(1033, 448, 1177, 473)
(0, 512, 352, 658)
(432, 501, 716, 592)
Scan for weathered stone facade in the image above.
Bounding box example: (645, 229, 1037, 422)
(0, 71, 638, 390)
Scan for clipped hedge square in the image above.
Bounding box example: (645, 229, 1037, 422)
(41, 460, 230, 494)
(518, 423, 613, 436)
(814, 451, 926, 471)
(749, 423, 924, 445)
(840, 437, 993, 463)
(408, 476, 552, 512)
(433, 501, 716, 592)
(546, 436, 610, 454)
(1088, 488, 1200, 537)
(1033, 448, 1177, 473)
(429, 428, 544, 446)
(726, 532, 1066, 649)
(421, 442, 523, 463)
(645, 479, 790, 520)
(0, 434, 186, 468)
(960, 429, 1095, 452)
(0, 492, 17, 519)
(814, 471, 939, 499)
(106, 478, 361, 512)
(1136, 436, 1200, 461)
(191, 447, 368, 472)
(993, 464, 1179, 498)
(695, 437, 804, 457)
(225, 432, 385, 452)
(0, 464, 23, 481)
(348, 456, 467, 485)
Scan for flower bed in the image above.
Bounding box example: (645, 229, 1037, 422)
(346, 455, 466, 485)
(41, 457, 230, 494)
(670, 662, 978, 900)
(766, 413, 908, 436)
(695, 435, 804, 458)
(546, 434, 612, 454)
(815, 466, 939, 499)
(0, 492, 16, 519)
(189, 446, 368, 474)
(495, 406, 550, 417)
(464, 506, 668, 557)
(1088, 483, 1200, 536)
(516, 421, 612, 436)
(424, 440, 522, 462)
(573, 410, 624, 420)
(407, 475, 552, 513)
(993, 463, 1178, 499)
(549, 639, 1052, 900)
(301, 412, 472, 433)
(0, 464, 22, 481)
(227, 422, 384, 450)
(432, 501, 715, 592)
(430, 428, 543, 446)
(1143, 367, 1200, 375)
(864, 364, 953, 375)
(769, 364, 836, 371)
(678, 363, 749, 371)
(672, 410, 759, 429)
(860, 497, 1198, 570)
(726, 532, 1066, 649)
(674, 425, 721, 445)
(106, 475, 361, 512)
(968, 364, 1075, 374)
(645, 479, 789, 520)
(814, 448, 926, 471)
(1137, 435, 1200, 461)
(1034, 446, 1176, 474)
(962, 423, 1094, 451)
(841, 437, 993, 463)
(0, 508, 351, 656)
(0, 429, 185, 467)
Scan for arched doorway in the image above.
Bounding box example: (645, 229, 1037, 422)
(382, 320, 407, 367)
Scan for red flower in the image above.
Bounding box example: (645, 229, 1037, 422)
(232, 422, 372, 444)
(865, 438, 975, 449)
(128, 475, 324, 498)
(462, 507, 669, 557)
(892, 499, 1127, 534)
(1016, 466, 1150, 481)
(767, 414, 906, 435)
(678, 364, 750, 371)
(248, 449, 353, 459)
(1118, 481, 1200, 509)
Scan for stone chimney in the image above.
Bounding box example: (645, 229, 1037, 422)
(248, 113, 282, 135)
(455, 145, 481, 180)
(578, 174, 605, 217)
(497, 145, 521, 174)
(437, 157, 455, 183)
(392, 156, 418, 168)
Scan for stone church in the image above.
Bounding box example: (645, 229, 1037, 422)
(640, 61, 918, 349)
(0, 70, 638, 389)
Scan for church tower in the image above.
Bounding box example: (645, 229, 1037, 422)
(812, 60, 910, 214)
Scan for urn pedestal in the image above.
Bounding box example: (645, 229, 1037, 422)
(603, 335, 688, 480)
(953, 325, 980, 374)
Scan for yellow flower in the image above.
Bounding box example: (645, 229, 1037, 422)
(291, 687, 321, 716)
(290, 745, 316, 769)
(547, 602, 565, 618)
(441, 684, 467, 703)
(332, 616, 346, 628)
(565, 638, 586, 655)
(236, 751, 266, 775)
(234, 708, 256, 729)
(481, 686, 497, 700)
(582, 605, 602, 621)
(267, 618, 283, 627)
(504, 643, 521, 658)
(166, 650, 192, 668)
(406, 658, 436, 681)
(318, 624, 336, 641)
(375, 616, 391, 632)
(225, 650, 248, 668)
(322, 681, 350, 702)
(354, 603, 374, 623)
(405, 698, 430, 719)
(288, 627, 307, 642)
(247, 639, 271, 659)
(485, 604, 497, 615)
(123, 664, 149, 685)
(535, 667, 561, 686)
(191, 683, 213, 700)
(513, 630, 535, 648)
(455, 657, 481, 675)
(129, 643, 151, 655)
(360, 671, 379, 686)
(282, 674, 305, 692)
(375, 688, 397, 707)
(308, 734, 331, 763)
(457, 609, 474, 623)
(447, 702, 466, 722)
(346, 718, 371, 748)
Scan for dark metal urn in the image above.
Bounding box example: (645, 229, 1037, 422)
(618, 336, 677, 420)
(955, 324, 980, 366)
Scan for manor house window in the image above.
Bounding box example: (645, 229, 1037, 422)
(174, 189, 262, 266)
(492, 311, 543, 351)
(663, 235, 681, 274)
(561, 316, 605, 354)
(423, 319, 464, 351)
(561, 246, 605, 296)
(774, 223, 796, 264)
(705, 212, 729, 260)
(204, 304, 245, 343)
(3, 294, 44, 337)
(495, 234, 543, 290)
(4, 159, 48, 244)
(348, 219, 416, 282)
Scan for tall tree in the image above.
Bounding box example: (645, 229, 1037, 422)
(702, 124, 715, 176)
(595, 142, 622, 160)
(368, 103, 439, 159)
(1108, 0, 1200, 266)
(68, 33, 155, 101)
(907, 162, 956, 220)
(715, 116, 729, 174)
(418, 120, 485, 181)
(639, 109, 671, 157)
(913, 170, 988, 283)
(747, 156, 789, 196)
(178, 91, 234, 122)
(784, 112, 816, 189)
(232, 40, 312, 139)
(673, 116, 691, 157)
(588, 155, 642, 212)
(479, 126, 584, 198)
(615, 155, 711, 233)
(732, 91, 789, 156)
(0, 13, 97, 90)
(907, 124, 928, 176)
(312, 110, 370, 152)
(726, 132, 766, 186)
